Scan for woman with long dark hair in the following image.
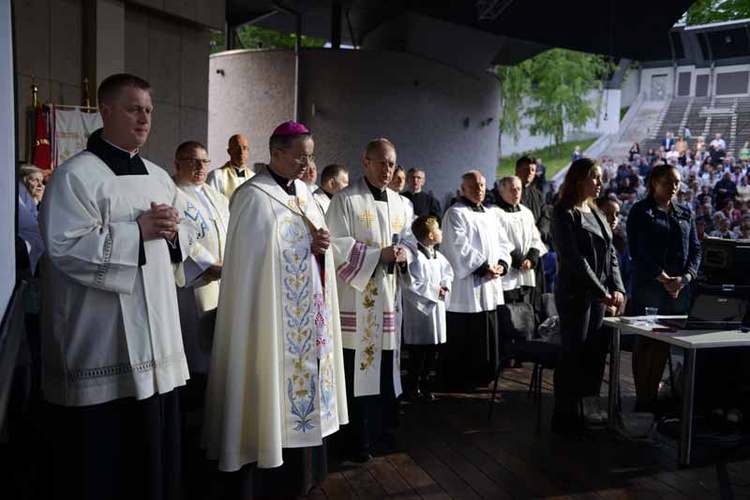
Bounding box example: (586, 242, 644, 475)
(550, 159, 625, 434)
(627, 163, 700, 414)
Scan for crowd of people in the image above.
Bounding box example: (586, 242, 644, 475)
(9, 72, 750, 500)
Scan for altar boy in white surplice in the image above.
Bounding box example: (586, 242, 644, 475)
(326, 138, 413, 462)
(401, 215, 453, 403)
(203, 122, 347, 498)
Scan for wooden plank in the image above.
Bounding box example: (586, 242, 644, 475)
(427, 439, 513, 499)
(321, 470, 359, 499)
(471, 434, 572, 499)
(445, 434, 537, 499)
(364, 455, 420, 499)
(341, 465, 388, 499)
(386, 453, 452, 500)
(408, 446, 483, 500)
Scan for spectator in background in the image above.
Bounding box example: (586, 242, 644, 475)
(714, 171, 737, 210)
(628, 142, 641, 162)
(710, 213, 738, 239)
(597, 197, 629, 295)
(301, 159, 319, 192)
(721, 199, 741, 223)
(737, 176, 750, 203)
(20, 165, 45, 210)
(661, 131, 675, 151)
(404, 168, 442, 219)
(534, 157, 547, 192)
(740, 141, 749, 162)
(572, 145, 583, 162)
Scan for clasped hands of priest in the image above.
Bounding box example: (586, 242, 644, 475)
(311, 228, 331, 255)
(483, 263, 505, 281)
(379, 244, 407, 264)
(138, 202, 181, 241)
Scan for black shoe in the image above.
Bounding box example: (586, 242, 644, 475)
(419, 388, 435, 402)
(401, 388, 422, 402)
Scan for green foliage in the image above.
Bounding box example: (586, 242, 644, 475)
(496, 137, 598, 180)
(495, 63, 531, 157)
(210, 25, 326, 54)
(685, 0, 750, 25)
(495, 49, 614, 159)
(525, 49, 612, 157)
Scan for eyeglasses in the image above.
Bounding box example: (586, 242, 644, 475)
(295, 154, 315, 164)
(178, 158, 211, 167)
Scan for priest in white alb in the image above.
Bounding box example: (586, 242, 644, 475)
(203, 121, 347, 497)
(495, 175, 547, 309)
(326, 138, 412, 462)
(441, 170, 514, 392)
(312, 163, 349, 213)
(38, 73, 196, 500)
(206, 134, 254, 199)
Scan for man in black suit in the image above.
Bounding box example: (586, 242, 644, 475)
(404, 168, 442, 219)
(515, 156, 550, 320)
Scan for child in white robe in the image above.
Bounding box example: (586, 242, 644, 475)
(402, 215, 454, 401)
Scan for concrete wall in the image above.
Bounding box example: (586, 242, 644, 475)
(208, 48, 502, 208)
(208, 49, 296, 167)
(13, 0, 221, 168)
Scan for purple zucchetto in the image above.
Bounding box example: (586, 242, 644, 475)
(271, 121, 310, 136)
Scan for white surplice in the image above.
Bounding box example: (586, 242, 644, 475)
(401, 242, 454, 345)
(206, 162, 254, 200)
(326, 179, 412, 397)
(496, 205, 548, 292)
(203, 172, 348, 472)
(312, 187, 331, 213)
(174, 182, 230, 374)
(442, 201, 513, 313)
(39, 151, 196, 407)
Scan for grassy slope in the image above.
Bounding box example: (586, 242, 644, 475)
(496, 137, 598, 180)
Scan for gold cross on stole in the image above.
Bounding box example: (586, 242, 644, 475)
(359, 210, 375, 229)
(391, 217, 404, 233)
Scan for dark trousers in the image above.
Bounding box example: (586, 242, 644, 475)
(554, 295, 607, 416)
(337, 348, 398, 458)
(44, 391, 182, 500)
(405, 344, 439, 390)
(443, 310, 499, 391)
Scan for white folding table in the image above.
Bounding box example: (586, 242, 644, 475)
(604, 316, 750, 465)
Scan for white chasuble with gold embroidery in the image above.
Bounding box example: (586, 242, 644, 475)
(203, 172, 347, 472)
(173, 182, 230, 373)
(326, 178, 412, 398)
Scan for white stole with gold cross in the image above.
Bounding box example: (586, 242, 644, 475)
(327, 178, 411, 397)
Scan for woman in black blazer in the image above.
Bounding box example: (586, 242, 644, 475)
(550, 158, 626, 434)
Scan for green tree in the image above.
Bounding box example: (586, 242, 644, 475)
(210, 25, 326, 54)
(495, 63, 531, 158)
(685, 0, 750, 25)
(524, 49, 611, 157)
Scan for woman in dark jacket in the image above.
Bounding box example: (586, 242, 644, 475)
(551, 158, 626, 434)
(627, 163, 701, 414)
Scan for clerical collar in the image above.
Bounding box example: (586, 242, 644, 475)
(460, 196, 485, 212)
(496, 198, 520, 213)
(417, 242, 435, 259)
(86, 128, 147, 176)
(268, 166, 296, 196)
(364, 178, 388, 202)
(233, 165, 246, 178)
(322, 189, 334, 199)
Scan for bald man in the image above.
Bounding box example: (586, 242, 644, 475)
(206, 134, 254, 199)
(440, 171, 513, 392)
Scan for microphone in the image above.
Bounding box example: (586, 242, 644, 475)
(387, 233, 400, 274)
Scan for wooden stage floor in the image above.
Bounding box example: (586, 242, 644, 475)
(311, 352, 750, 499)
